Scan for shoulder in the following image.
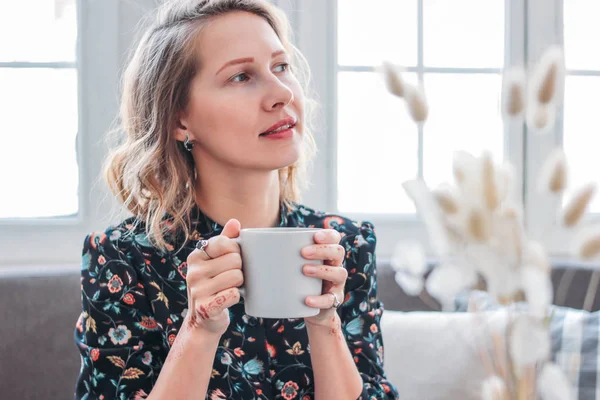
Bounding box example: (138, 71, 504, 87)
(82, 216, 149, 258)
(292, 203, 376, 243)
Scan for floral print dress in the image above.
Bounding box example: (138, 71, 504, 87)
(74, 203, 400, 400)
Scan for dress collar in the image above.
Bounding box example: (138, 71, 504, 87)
(190, 201, 299, 237)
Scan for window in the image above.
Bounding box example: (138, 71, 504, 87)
(0, 0, 79, 219)
(335, 0, 507, 214)
(562, 0, 600, 213)
(291, 0, 596, 258)
(288, 0, 520, 257)
(0, 0, 127, 266)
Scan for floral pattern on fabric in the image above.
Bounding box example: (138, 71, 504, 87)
(74, 203, 399, 399)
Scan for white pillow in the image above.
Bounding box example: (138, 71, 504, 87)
(381, 310, 510, 400)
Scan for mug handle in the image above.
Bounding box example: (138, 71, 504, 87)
(232, 237, 246, 298)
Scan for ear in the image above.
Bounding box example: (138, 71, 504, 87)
(174, 112, 189, 142)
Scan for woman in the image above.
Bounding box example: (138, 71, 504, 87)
(74, 0, 399, 399)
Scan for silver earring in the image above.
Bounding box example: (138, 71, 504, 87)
(183, 134, 194, 151)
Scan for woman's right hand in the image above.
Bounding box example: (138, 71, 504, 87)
(184, 219, 243, 336)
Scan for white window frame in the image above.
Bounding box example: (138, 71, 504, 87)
(289, 0, 526, 259)
(0, 0, 154, 267)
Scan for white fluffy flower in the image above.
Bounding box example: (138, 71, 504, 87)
(404, 83, 429, 123)
(538, 363, 573, 400)
(521, 265, 553, 319)
(425, 263, 477, 311)
(482, 375, 509, 400)
(538, 148, 568, 194)
(402, 179, 450, 257)
(391, 241, 427, 276)
(381, 61, 406, 98)
(509, 315, 551, 369)
(394, 271, 424, 296)
(501, 67, 526, 119)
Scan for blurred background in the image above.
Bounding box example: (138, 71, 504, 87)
(1, 0, 599, 266)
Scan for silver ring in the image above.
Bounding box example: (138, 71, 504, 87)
(329, 292, 341, 309)
(195, 239, 212, 259)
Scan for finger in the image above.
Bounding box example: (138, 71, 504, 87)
(313, 229, 342, 245)
(301, 243, 345, 263)
(187, 252, 242, 283)
(221, 218, 241, 239)
(188, 235, 240, 264)
(305, 292, 344, 309)
(208, 268, 244, 295)
(303, 264, 348, 286)
(196, 287, 241, 320)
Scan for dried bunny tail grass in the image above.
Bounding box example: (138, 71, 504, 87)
(562, 182, 597, 228)
(531, 45, 566, 105)
(500, 203, 526, 261)
(496, 162, 517, 203)
(404, 83, 429, 123)
(526, 102, 557, 133)
(453, 150, 478, 186)
(468, 206, 492, 242)
(573, 225, 600, 259)
(523, 240, 551, 273)
(538, 148, 568, 194)
(432, 183, 460, 215)
(525, 46, 564, 134)
(402, 179, 451, 257)
(381, 61, 406, 98)
(481, 375, 509, 400)
(481, 152, 499, 211)
(501, 67, 526, 118)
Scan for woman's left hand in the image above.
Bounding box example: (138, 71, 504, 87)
(301, 229, 347, 326)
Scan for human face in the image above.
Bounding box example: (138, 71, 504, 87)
(177, 11, 304, 172)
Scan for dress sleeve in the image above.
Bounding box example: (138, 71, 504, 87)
(74, 229, 165, 400)
(339, 222, 400, 400)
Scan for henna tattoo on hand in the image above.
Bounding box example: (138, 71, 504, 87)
(197, 291, 235, 320)
(329, 315, 344, 341)
(170, 322, 192, 361)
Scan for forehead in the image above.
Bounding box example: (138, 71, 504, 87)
(195, 11, 285, 69)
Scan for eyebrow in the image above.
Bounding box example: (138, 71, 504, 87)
(216, 50, 287, 75)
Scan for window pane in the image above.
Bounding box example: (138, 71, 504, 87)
(337, 0, 418, 67)
(563, 0, 600, 70)
(563, 76, 600, 214)
(424, 0, 504, 68)
(423, 73, 504, 188)
(0, 68, 79, 218)
(337, 71, 419, 214)
(0, 0, 77, 62)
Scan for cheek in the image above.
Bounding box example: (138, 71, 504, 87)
(191, 94, 256, 137)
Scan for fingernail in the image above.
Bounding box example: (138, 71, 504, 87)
(315, 231, 325, 241)
(303, 247, 315, 256)
(304, 265, 317, 274)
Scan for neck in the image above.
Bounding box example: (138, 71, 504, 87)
(194, 165, 282, 229)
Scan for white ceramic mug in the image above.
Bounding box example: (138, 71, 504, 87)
(234, 227, 323, 318)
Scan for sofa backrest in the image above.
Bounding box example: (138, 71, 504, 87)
(0, 266, 82, 400)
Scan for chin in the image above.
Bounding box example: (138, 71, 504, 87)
(265, 147, 301, 171)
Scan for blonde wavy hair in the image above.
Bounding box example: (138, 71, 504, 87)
(104, 0, 317, 251)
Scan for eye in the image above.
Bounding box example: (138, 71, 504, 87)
(274, 63, 290, 73)
(230, 72, 250, 83)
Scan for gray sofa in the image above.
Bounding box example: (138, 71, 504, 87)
(0, 261, 598, 400)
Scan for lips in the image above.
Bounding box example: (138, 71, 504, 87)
(260, 117, 297, 136)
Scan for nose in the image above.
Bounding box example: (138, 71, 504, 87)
(262, 76, 294, 111)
